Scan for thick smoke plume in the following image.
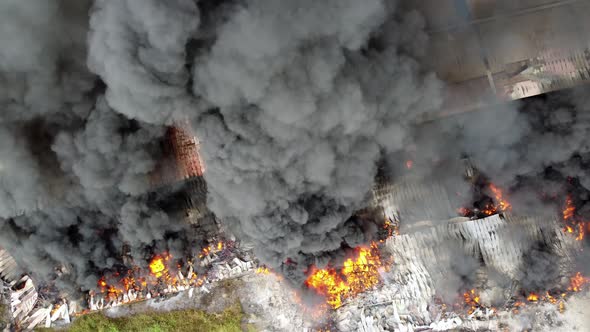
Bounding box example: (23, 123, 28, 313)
(0, 0, 201, 292)
(0, 0, 445, 290)
(190, 0, 443, 277)
(1, 0, 589, 299)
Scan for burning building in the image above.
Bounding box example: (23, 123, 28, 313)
(0, 119, 260, 329)
(2, 0, 590, 331)
(148, 121, 214, 227)
(150, 121, 205, 187)
(412, 0, 590, 121)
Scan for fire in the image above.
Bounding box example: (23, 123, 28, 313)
(255, 266, 270, 275)
(50, 304, 62, 317)
(482, 204, 497, 216)
(457, 207, 472, 217)
(560, 195, 587, 241)
(93, 242, 230, 308)
(305, 242, 388, 309)
(567, 272, 590, 292)
(199, 241, 225, 258)
(513, 301, 525, 307)
(406, 160, 413, 169)
(462, 289, 482, 314)
(459, 277, 590, 317)
(496, 272, 590, 314)
(306, 269, 348, 309)
(576, 223, 585, 241)
(199, 247, 210, 258)
(98, 277, 107, 289)
(379, 219, 398, 242)
(544, 291, 558, 304)
(149, 255, 167, 278)
(489, 183, 511, 213)
(122, 276, 134, 291)
(457, 183, 511, 218)
(527, 293, 539, 302)
(563, 195, 575, 221)
(94, 250, 211, 310)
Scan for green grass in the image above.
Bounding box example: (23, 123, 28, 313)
(0, 303, 8, 329)
(37, 302, 250, 332)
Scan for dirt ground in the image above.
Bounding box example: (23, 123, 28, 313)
(101, 272, 312, 331)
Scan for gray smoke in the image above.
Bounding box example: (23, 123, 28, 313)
(0, 0, 200, 292)
(88, 0, 202, 124)
(2, 0, 588, 300)
(0, 0, 446, 291)
(190, 0, 444, 275)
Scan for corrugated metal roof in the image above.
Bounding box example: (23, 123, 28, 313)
(384, 213, 580, 306)
(407, 0, 590, 120)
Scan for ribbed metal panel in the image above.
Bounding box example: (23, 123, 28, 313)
(384, 213, 579, 307)
(406, 0, 590, 120)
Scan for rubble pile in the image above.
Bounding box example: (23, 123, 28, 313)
(239, 272, 313, 331)
(330, 213, 584, 331)
(0, 238, 261, 330)
(0, 249, 23, 288)
(1, 159, 588, 331)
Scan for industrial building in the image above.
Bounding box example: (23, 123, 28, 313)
(2, 1, 590, 330)
(409, 0, 590, 120)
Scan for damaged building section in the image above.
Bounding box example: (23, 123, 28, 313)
(1, 239, 263, 330)
(2, 1, 590, 331)
(0, 120, 261, 330)
(412, 0, 590, 121)
(325, 158, 589, 331)
(333, 213, 584, 330)
(149, 122, 211, 225)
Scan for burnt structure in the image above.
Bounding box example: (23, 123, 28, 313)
(148, 121, 216, 230)
(150, 121, 205, 187)
(3, 1, 590, 330)
(406, 0, 590, 121)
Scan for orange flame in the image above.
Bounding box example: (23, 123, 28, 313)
(198, 241, 226, 258)
(97, 277, 107, 289)
(462, 289, 481, 314)
(149, 255, 167, 278)
(544, 291, 558, 304)
(489, 183, 511, 213)
(493, 272, 590, 315)
(561, 195, 587, 241)
(457, 207, 472, 217)
(576, 223, 585, 241)
(563, 195, 575, 221)
(255, 267, 270, 275)
(95, 251, 210, 305)
(458, 274, 589, 316)
(459, 183, 511, 217)
(482, 204, 497, 216)
(567, 272, 590, 292)
(379, 219, 398, 243)
(305, 242, 388, 309)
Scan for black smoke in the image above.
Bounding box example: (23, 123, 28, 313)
(0, 0, 203, 293)
(189, 0, 444, 282)
(2, 0, 590, 298)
